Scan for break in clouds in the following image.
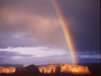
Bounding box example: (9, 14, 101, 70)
(0, 47, 100, 65)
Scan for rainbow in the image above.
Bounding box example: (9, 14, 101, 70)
(51, 0, 77, 64)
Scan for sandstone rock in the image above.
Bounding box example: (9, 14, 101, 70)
(0, 67, 16, 74)
(38, 64, 90, 75)
(0, 64, 91, 75)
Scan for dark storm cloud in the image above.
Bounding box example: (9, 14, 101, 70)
(59, 0, 100, 51)
(0, 0, 100, 64)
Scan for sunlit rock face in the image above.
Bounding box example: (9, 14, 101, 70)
(0, 67, 16, 74)
(60, 64, 90, 74)
(39, 64, 59, 73)
(0, 64, 91, 75)
(39, 64, 90, 75)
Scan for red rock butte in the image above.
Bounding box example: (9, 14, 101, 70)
(38, 64, 90, 75)
(0, 64, 91, 75)
(0, 67, 16, 74)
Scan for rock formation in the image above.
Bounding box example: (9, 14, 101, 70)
(0, 64, 91, 76)
(0, 67, 16, 74)
(38, 64, 90, 75)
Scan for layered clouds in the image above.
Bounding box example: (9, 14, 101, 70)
(0, 0, 100, 64)
(0, 0, 66, 48)
(0, 0, 67, 64)
(0, 47, 100, 64)
(0, 47, 70, 64)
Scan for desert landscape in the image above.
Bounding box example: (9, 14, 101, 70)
(0, 63, 101, 76)
(0, 0, 100, 76)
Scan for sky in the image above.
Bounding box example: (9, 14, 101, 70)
(0, 0, 100, 65)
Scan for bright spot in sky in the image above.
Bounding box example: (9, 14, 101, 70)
(0, 47, 66, 58)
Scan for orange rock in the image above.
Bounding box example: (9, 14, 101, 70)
(38, 64, 91, 75)
(39, 64, 58, 73)
(0, 64, 91, 75)
(0, 67, 16, 74)
(60, 64, 90, 74)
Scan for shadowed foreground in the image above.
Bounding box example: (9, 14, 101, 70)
(0, 64, 101, 76)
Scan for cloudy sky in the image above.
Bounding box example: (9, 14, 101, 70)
(0, 0, 100, 65)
